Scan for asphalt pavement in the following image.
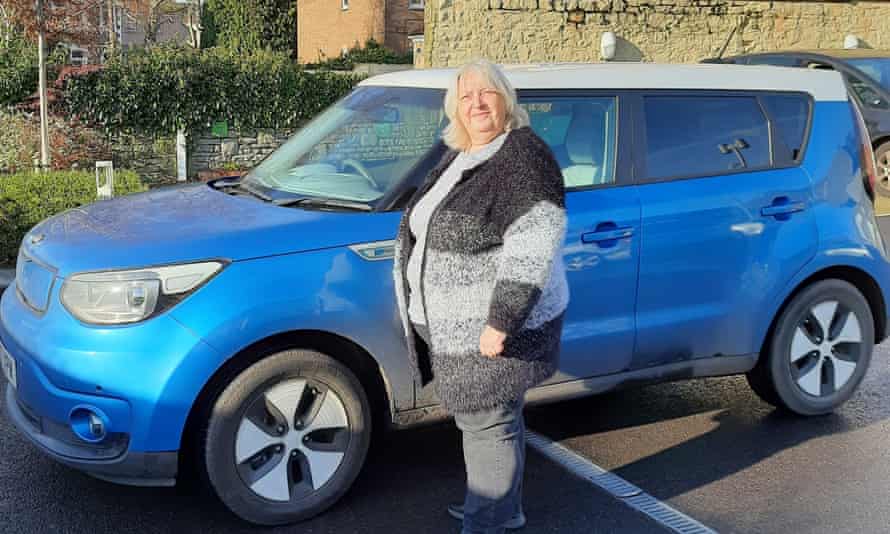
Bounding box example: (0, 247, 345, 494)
(527, 342, 890, 534)
(0, 385, 667, 534)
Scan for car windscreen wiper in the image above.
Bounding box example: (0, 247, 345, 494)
(274, 196, 373, 212)
(210, 179, 273, 202)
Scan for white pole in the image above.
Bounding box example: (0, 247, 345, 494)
(37, 0, 50, 170)
(176, 128, 187, 182)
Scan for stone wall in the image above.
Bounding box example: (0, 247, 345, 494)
(423, 1, 890, 67)
(191, 129, 296, 175)
(108, 130, 295, 187)
(111, 134, 178, 187)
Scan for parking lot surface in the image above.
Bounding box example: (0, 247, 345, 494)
(0, 383, 667, 533)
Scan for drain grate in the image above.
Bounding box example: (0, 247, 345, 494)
(525, 429, 717, 534)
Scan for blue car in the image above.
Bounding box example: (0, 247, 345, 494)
(2, 63, 888, 525)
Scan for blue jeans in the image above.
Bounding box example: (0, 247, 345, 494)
(411, 323, 526, 533)
(454, 401, 526, 534)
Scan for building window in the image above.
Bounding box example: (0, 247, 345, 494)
(342, 0, 349, 10)
(69, 46, 88, 66)
(409, 0, 424, 9)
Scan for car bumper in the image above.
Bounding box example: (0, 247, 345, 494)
(0, 279, 222, 481)
(4, 384, 177, 486)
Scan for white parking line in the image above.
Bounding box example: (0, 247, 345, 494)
(525, 429, 717, 534)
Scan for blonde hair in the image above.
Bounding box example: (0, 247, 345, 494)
(442, 59, 530, 151)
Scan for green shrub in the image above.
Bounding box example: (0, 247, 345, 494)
(63, 45, 362, 137)
(307, 39, 414, 70)
(0, 111, 40, 172)
(0, 170, 146, 266)
(0, 33, 39, 107)
(203, 0, 296, 55)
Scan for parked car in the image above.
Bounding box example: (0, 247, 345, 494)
(703, 49, 890, 197)
(2, 63, 888, 526)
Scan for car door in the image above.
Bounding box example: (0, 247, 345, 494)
(520, 92, 640, 381)
(631, 91, 818, 369)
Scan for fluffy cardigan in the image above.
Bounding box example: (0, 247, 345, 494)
(393, 126, 569, 414)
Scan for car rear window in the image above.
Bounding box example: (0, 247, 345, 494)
(643, 95, 771, 180)
(760, 93, 811, 163)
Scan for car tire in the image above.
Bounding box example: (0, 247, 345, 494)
(201, 349, 372, 525)
(875, 141, 890, 197)
(747, 279, 874, 415)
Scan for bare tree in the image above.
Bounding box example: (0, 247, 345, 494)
(2, 0, 103, 168)
(3, 0, 104, 43)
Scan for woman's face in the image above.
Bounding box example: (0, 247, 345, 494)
(457, 70, 507, 145)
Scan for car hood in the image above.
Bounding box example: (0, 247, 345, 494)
(22, 184, 400, 277)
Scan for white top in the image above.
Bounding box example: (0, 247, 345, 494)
(406, 133, 509, 326)
(359, 62, 849, 102)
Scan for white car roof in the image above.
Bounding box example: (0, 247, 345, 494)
(358, 63, 849, 102)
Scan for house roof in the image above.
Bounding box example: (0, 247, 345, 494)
(359, 62, 849, 101)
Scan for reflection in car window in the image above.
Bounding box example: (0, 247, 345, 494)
(643, 96, 770, 180)
(847, 58, 890, 93)
(843, 72, 890, 110)
(761, 94, 811, 163)
(246, 87, 446, 203)
(521, 97, 617, 188)
(745, 56, 800, 67)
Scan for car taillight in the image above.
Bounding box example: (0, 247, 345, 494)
(850, 100, 877, 200)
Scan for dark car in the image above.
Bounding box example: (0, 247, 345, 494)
(704, 49, 890, 196)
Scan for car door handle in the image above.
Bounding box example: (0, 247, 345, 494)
(761, 200, 806, 218)
(581, 226, 634, 243)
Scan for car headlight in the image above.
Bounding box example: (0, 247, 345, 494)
(60, 261, 225, 325)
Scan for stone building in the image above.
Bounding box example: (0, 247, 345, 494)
(422, 1, 890, 67)
(298, 0, 425, 64)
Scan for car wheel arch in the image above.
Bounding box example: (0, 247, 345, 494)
(177, 329, 393, 485)
(758, 265, 887, 363)
(872, 135, 890, 152)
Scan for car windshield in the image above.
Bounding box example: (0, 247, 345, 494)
(243, 86, 446, 205)
(847, 58, 890, 91)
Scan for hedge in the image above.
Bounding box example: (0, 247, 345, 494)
(202, 0, 296, 55)
(307, 39, 414, 71)
(63, 46, 364, 137)
(0, 34, 38, 108)
(0, 170, 146, 266)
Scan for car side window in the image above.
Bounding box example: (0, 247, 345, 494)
(760, 93, 811, 164)
(746, 56, 800, 67)
(520, 96, 617, 189)
(643, 96, 771, 180)
(844, 73, 890, 110)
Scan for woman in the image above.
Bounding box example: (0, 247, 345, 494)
(393, 59, 569, 533)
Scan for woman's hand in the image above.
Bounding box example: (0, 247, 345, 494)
(480, 325, 507, 358)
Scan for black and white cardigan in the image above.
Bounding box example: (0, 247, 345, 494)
(393, 126, 569, 414)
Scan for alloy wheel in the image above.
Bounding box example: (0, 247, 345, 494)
(790, 300, 863, 397)
(878, 150, 890, 194)
(234, 378, 350, 501)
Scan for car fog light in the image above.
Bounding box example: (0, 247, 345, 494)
(70, 406, 109, 443)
